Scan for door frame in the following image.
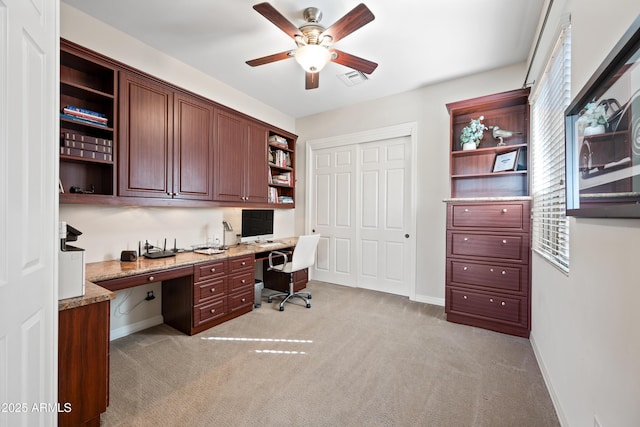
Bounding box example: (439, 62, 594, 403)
(305, 122, 418, 300)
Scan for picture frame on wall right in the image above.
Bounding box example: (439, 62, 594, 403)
(565, 14, 640, 218)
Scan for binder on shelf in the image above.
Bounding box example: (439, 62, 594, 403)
(61, 129, 112, 147)
(60, 146, 113, 162)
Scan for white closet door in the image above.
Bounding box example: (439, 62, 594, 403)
(310, 146, 357, 286)
(358, 137, 412, 296)
(308, 124, 416, 297)
(0, 0, 59, 424)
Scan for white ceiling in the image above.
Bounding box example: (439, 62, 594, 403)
(61, 0, 544, 118)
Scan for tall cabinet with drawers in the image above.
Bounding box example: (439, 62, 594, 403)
(445, 88, 531, 337)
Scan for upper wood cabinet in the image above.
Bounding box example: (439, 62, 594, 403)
(119, 72, 215, 200)
(213, 109, 268, 204)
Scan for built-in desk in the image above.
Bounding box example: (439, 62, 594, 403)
(86, 238, 298, 335)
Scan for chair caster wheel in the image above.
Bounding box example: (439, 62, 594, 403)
(308, 295, 312, 299)
(279, 306, 284, 312)
(267, 298, 273, 303)
(306, 303, 311, 308)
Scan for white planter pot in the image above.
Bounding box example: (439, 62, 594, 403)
(462, 142, 477, 150)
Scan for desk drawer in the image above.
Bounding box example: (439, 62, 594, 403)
(228, 271, 254, 293)
(194, 260, 226, 283)
(448, 202, 529, 231)
(228, 288, 253, 313)
(97, 265, 193, 291)
(194, 297, 226, 327)
(448, 232, 525, 262)
(448, 259, 526, 293)
(194, 277, 225, 305)
(448, 287, 525, 325)
(228, 255, 253, 273)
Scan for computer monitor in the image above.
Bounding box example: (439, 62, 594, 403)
(240, 209, 274, 243)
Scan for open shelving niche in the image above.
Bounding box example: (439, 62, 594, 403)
(59, 41, 118, 203)
(267, 132, 295, 205)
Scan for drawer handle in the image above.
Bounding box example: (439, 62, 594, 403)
(241, 262, 246, 266)
(502, 239, 507, 244)
(210, 309, 216, 313)
(502, 270, 506, 275)
(464, 208, 470, 213)
(210, 268, 216, 272)
(490, 298, 494, 303)
(502, 208, 508, 213)
(210, 288, 216, 293)
(501, 302, 506, 306)
(463, 295, 467, 300)
(241, 298, 246, 302)
(490, 268, 494, 272)
(463, 237, 469, 241)
(148, 276, 155, 281)
(463, 266, 468, 271)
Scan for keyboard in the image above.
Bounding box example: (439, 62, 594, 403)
(258, 242, 280, 248)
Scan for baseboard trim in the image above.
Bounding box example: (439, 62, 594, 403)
(414, 294, 445, 306)
(110, 315, 164, 341)
(529, 331, 568, 426)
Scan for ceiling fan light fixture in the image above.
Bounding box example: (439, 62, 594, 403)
(294, 44, 331, 73)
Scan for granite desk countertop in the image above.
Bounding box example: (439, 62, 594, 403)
(58, 282, 115, 311)
(85, 237, 298, 283)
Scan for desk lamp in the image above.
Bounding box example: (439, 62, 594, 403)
(222, 220, 233, 249)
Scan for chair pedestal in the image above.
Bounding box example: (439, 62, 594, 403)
(267, 273, 311, 311)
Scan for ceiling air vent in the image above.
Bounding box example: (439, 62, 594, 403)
(337, 70, 369, 87)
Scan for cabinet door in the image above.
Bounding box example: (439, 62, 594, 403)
(245, 121, 269, 203)
(173, 92, 215, 200)
(213, 109, 246, 202)
(119, 72, 173, 198)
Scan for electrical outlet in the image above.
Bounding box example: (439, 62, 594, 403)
(594, 415, 602, 427)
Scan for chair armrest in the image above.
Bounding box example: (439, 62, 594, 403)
(268, 250, 288, 271)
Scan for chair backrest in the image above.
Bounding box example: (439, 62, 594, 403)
(291, 234, 320, 272)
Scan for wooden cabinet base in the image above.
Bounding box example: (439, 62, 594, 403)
(58, 301, 110, 427)
(446, 312, 530, 338)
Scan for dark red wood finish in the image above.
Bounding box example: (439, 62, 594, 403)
(58, 300, 110, 427)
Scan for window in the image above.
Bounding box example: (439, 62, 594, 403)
(530, 26, 571, 272)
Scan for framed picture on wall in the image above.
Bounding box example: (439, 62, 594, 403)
(565, 14, 640, 218)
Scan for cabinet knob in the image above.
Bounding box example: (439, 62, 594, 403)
(210, 288, 216, 293)
(210, 268, 216, 272)
(241, 298, 246, 302)
(463, 237, 469, 241)
(502, 208, 508, 213)
(148, 276, 154, 281)
(463, 266, 468, 271)
(463, 295, 467, 300)
(210, 309, 216, 314)
(489, 298, 494, 303)
(241, 262, 246, 266)
(464, 208, 469, 213)
(502, 239, 507, 244)
(501, 301, 506, 306)
(502, 270, 506, 275)
(241, 279, 246, 284)
(490, 268, 494, 272)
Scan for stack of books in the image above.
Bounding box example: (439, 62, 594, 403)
(270, 149, 291, 168)
(60, 129, 113, 162)
(268, 134, 288, 149)
(277, 196, 294, 204)
(270, 172, 291, 186)
(268, 187, 278, 203)
(60, 105, 108, 127)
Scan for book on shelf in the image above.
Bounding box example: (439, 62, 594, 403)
(62, 108, 108, 124)
(60, 113, 109, 128)
(277, 196, 294, 204)
(64, 105, 106, 119)
(60, 146, 113, 162)
(268, 187, 278, 204)
(270, 150, 291, 168)
(270, 172, 291, 186)
(62, 139, 112, 154)
(61, 130, 112, 147)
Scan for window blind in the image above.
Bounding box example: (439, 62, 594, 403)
(530, 26, 571, 272)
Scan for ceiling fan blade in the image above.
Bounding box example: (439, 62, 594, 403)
(306, 72, 319, 90)
(330, 49, 378, 74)
(246, 50, 294, 67)
(253, 2, 301, 40)
(320, 3, 375, 44)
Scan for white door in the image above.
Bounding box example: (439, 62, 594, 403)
(0, 0, 59, 425)
(307, 124, 416, 298)
(310, 145, 357, 286)
(358, 137, 412, 295)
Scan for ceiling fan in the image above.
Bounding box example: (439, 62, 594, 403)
(246, 2, 378, 90)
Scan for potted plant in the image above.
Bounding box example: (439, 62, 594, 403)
(460, 116, 488, 150)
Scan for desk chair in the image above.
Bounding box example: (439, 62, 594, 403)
(266, 234, 320, 311)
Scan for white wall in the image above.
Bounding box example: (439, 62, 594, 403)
(60, 4, 296, 337)
(526, 1, 640, 426)
(295, 63, 527, 304)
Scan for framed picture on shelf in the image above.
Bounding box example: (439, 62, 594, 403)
(565, 14, 640, 217)
(492, 150, 519, 172)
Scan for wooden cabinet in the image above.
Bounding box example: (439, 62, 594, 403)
(213, 109, 268, 203)
(59, 40, 117, 202)
(58, 300, 110, 427)
(445, 89, 532, 338)
(119, 72, 215, 200)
